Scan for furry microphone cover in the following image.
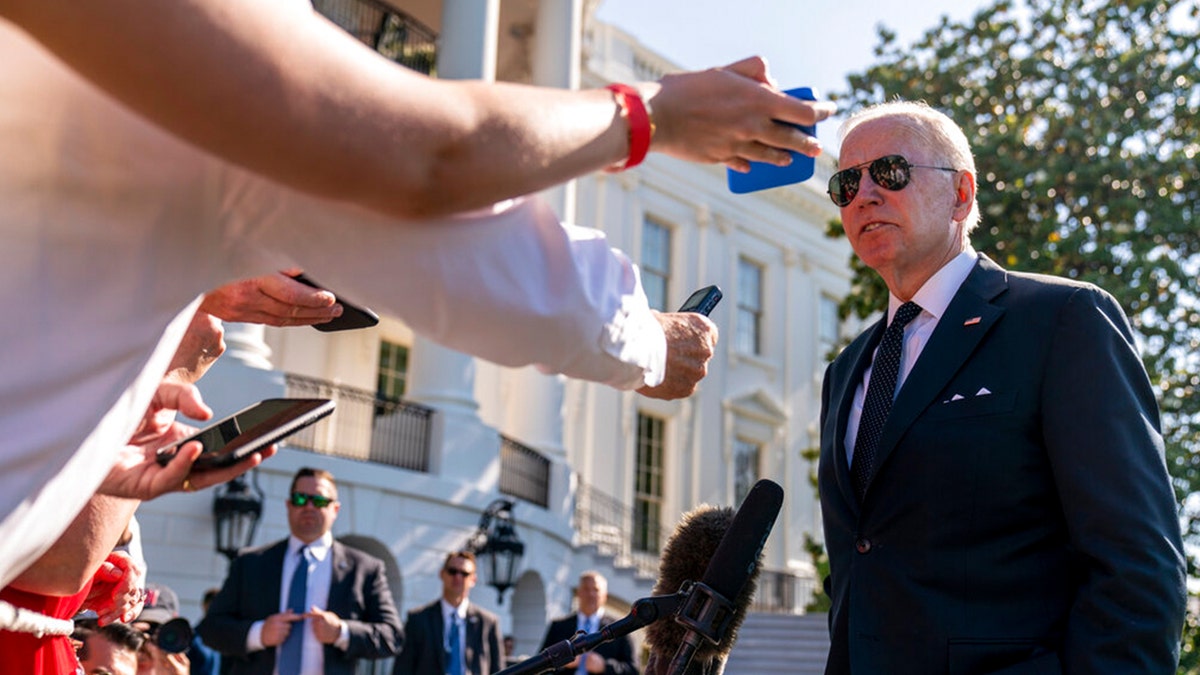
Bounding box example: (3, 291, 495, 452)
(642, 504, 762, 674)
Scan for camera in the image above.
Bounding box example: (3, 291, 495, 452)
(145, 617, 194, 653)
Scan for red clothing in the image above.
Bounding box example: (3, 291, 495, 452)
(0, 581, 91, 675)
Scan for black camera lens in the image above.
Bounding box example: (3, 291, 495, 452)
(149, 617, 194, 653)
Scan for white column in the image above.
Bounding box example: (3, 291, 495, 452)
(499, 0, 584, 461)
(531, 0, 582, 222)
(439, 0, 499, 81)
(195, 323, 285, 420)
(403, 0, 503, 486)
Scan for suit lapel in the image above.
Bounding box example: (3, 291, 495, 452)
(432, 604, 448, 672)
(869, 257, 1008, 483)
(326, 542, 352, 614)
(263, 541, 287, 616)
(464, 607, 482, 671)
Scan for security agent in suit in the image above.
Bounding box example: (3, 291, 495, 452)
(392, 550, 503, 675)
(198, 467, 402, 675)
(817, 101, 1185, 674)
(538, 571, 637, 675)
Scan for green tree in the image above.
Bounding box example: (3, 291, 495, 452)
(828, 0, 1199, 668)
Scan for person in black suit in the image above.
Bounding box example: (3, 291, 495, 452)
(817, 100, 1186, 674)
(538, 571, 637, 675)
(198, 467, 402, 675)
(392, 550, 503, 675)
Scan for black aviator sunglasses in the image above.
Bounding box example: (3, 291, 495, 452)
(827, 154, 958, 207)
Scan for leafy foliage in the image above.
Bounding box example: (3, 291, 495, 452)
(828, 0, 1200, 667)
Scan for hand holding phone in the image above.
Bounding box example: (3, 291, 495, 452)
(678, 285, 723, 316)
(728, 87, 820, 194)
(291, 273, 380, 332)
(155, 398, 334, 471)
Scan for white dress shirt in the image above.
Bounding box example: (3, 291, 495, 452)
(0, 17, 668, 590)
(441, 598, 470, 664)
(243, 532, 349, 675)
(845, 249, 978, 465)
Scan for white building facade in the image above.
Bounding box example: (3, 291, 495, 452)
(134, 0, 855, 670)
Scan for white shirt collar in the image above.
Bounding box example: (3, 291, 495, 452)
(288, 532, 333, 560)
(441, 597, 469, 621)
(890, 248, 977, 322)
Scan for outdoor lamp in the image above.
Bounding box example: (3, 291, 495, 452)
(212, 472, 264, 561)
(468, 499, 525, 604)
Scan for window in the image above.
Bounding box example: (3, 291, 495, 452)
(641, 219, 671, 311)
(633, 413, 666, 553)
(376, 341, 409, 402)
(819, 294, 841, 360)
(733, 438, 760, 505)
(736, 258, 764, 355)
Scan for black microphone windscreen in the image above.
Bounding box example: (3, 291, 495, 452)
(700, 480, 783, 601)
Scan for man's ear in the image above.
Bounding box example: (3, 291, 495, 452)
(952, 171, 976, 220)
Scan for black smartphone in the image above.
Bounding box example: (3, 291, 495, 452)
(291, 273, 380, 332)
(678, 285, 723, 316)
(155, 398, 335, 470)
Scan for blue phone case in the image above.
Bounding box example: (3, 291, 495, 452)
(727, 87, 819, 194)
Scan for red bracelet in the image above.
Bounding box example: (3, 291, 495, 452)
(605, 83, 654, 172)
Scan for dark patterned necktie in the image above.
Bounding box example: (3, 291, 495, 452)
(852, 301, 922, 502)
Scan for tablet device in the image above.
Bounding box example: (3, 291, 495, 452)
(155, 398, 335, 470)
(727, 87, 819, 194)
(292, 273, 381, 332)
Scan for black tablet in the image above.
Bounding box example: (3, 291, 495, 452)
(155, 398, 335, 470)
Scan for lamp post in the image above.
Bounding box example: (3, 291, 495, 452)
(212, 472, 265, 561)
(467, 499, 525, 604)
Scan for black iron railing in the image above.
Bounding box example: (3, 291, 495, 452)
(313, 0, 438, 74)
(750, 568, 818, 614)
(574, 482, 663, 577)
(284, 374, 433, 471)
(499, 436, 551, 508)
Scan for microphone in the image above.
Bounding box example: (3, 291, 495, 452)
(497, 480, 783, 675)
(644, 479, 784, 675)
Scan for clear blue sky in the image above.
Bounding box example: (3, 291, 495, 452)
(594, 0, 992, 148)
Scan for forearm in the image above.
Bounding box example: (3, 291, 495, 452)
(1, 0, 625, 220)
(8, 495, 137, 595)
(233, 185, 665, 389)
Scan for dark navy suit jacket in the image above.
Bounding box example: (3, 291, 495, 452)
(391, 599, 502, 675)
(198, 539, 402, 675)
(818, 255, 1185, 674)
(538, 612, 639, 675)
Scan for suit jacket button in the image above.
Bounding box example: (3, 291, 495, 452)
(855, 538, 872, 554)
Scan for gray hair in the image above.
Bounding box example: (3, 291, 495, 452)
(840, 100, 980, 238)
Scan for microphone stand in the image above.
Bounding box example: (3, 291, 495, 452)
(496, 592, 688, 675)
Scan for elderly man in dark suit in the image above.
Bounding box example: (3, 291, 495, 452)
(198, 467, 402, 675)
(392, 550, 503, 675)
(539, 571, 637, 675)
(817, 100, 1185, 674)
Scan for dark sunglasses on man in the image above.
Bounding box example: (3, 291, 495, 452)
(828, 154, 959, 207)
(289, 492, 335, 508)
(443, 567, 473, 578)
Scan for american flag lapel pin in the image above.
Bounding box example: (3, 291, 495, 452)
(963, 316, 982, 326)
